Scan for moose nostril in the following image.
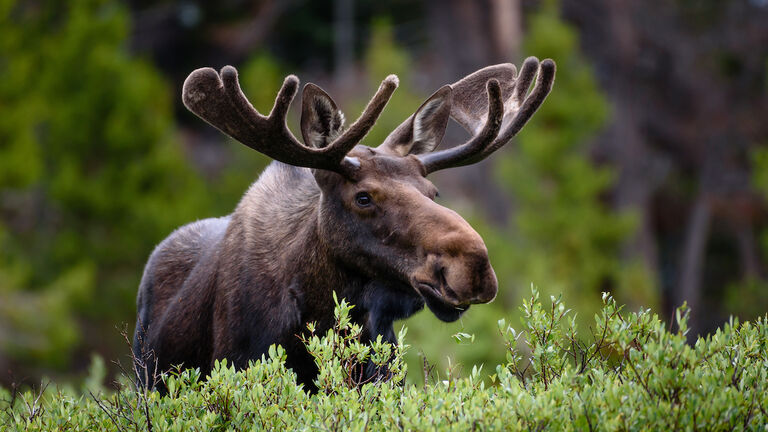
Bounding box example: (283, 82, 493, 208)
(444, 285, 460, 302)
(433, 264, 461, 302)
(436, 265, 447, 286)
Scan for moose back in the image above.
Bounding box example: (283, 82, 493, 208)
(132, 58, 555, 391)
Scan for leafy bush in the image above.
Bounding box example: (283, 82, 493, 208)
(2, 289, 766, 431)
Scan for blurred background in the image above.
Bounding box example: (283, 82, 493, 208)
(1, 0, 767, 387)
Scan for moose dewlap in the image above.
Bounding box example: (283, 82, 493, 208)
(132, 58, 556, 392)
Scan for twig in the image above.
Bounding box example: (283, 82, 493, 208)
(89, 391, 127, 432)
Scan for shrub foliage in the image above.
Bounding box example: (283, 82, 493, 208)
(2, 289, 766, 431)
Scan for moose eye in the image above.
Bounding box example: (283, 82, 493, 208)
(355, 192, 373, 208)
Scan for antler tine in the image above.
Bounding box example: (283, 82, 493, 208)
(417, 58, 556, 173)
(183, 67, 399, 175)
(327, 75, 400, 159)
(512, 57, 540, 110)
(267, 73, 301, 125)
(221, 66, 295, 126)
(416, 80, 504, 173)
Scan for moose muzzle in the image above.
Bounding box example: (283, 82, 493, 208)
(410, 203, 498, 322)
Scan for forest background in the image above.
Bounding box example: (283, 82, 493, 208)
(1, 0, 767, 387)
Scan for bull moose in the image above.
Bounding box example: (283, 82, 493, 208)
(132, 57, 555, 391)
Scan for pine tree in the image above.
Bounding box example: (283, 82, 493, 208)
(0, 0, 210, 373)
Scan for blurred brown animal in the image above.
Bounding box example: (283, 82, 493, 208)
(132, 57, 555, 391)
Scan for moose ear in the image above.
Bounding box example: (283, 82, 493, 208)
(301, 83, 345, 149)
(379, 85, 453, 156)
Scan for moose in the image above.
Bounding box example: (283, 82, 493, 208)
(132, 57, 555, 391)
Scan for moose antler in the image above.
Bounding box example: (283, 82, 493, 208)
(182, 66, 398, 176)
(417, 57, 556, 173)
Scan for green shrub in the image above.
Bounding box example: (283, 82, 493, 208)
(2, 289, 766, 431)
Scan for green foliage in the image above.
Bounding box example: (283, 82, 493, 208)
(301, 293, 408, 389)
(0, 0, 213, 370)
(2, 290, 766, 430)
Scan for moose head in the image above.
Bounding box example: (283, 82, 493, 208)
(181, 57, 555, 323)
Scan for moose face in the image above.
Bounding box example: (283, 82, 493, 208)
(301, 83, 499, 322)
(314, 147, 497, 322)
(182, 58, 555, 323)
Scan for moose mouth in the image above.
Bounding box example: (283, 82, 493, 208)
(415, 282, 469, 322)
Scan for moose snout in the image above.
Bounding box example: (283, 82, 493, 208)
(440, 248, 498, 305)
(410, 197, 499, 310)
(414, 242, 498, 308)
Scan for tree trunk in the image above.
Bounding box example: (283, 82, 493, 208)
(489, 0, 522, 62)
(334, 0, 354, 83)
(677, 192, 711, 337)
(735, 223, 761, 279)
